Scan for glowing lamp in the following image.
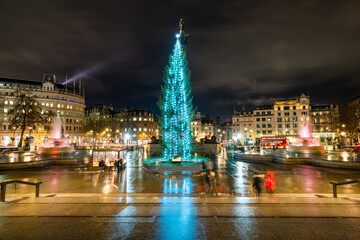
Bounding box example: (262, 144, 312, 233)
(176, 34, 180, 38)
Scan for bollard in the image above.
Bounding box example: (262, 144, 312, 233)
(1, 185, 6, 202)
(36, 185, 40, 197)
(332, 184, 337, 198)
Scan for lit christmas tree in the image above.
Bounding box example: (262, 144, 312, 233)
(158, 19, 194, 161)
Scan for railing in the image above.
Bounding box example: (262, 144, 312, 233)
(329, 180, 360, 198)
(0, 179, 42, 202)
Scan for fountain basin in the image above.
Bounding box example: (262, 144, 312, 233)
(288, 145, 325, 154)
(38, 146, 74, 155)
(143, 156, 210, 173)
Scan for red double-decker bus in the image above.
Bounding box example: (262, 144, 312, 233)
(261, 136, 287, 149)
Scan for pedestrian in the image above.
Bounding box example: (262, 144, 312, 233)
(264, 171, 275, 192)
(114, 159, 120, 173)
(252, 175, 263, 197)
(209, 171, 218, 197)
(99, 159, 104, 171)
(227, 175, 236, 197)
(203, 170, 210, 194)
(119, 158, 123, 171)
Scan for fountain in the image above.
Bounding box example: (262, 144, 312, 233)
(288, 123, 325, 154)
(38, 115, 74, 155)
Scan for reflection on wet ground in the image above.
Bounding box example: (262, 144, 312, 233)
(1, 149, 360, 196)
(252, 149, 360, 162)
(0, 150, 91, 163)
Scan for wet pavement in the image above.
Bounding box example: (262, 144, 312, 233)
(1, 149, 360, 196)
(1, 149, 360, 239)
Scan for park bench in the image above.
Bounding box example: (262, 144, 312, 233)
(0, 179, 42, 202)
(329, 180, 360, 198)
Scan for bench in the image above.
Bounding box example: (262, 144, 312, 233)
(329, 180, 360, 198)
(0, 179, 43, 202)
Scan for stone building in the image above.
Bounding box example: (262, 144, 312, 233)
(232, 111, 254, 145)
(0, 73, 85, 146)
(85, 105, 158, 143)
(190, 112, 216, 142)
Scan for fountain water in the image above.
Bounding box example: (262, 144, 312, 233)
(38, 115, 74, 155)
(288, 123, 325, 154)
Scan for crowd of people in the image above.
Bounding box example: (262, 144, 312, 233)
(202, 161, 276, 197)
(98, 158, 124, 173)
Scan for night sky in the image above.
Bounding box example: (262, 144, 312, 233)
(1, 0, 360, 120)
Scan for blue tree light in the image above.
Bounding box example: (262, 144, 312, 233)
(158, 19, 194, 161)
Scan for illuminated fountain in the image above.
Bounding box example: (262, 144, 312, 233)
(38, 115, 74, 155)
(288, 123, 325, 154)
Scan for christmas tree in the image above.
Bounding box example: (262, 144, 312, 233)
(158, 19, 194, 161)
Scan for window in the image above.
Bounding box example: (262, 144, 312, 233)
(293, 112, 297, 116)
(303, 106, 306, 109)
(277, 118, 282, 122)
(268, 130, 272, 134)
(256, 118, 260, 121)
(261, 111, 265, 115)
(267, 118, 271, 121)
(293, 117, 297, 122)
(277, 107, 280, 110)
(284, 106, 290, 110)
(293, 123, 297, 128)
(278, 113, 281, 116)
(285, 123, 290, 128)
(262, 130, 266, 134)
(257, 124, 260, 128)
(3, 108, 7, 113)
(285, 117, 290, 122)
(268, 124, 272, 128)
(267, 111, 271, 114)
(257, 130, 261, 134)
(284, 112, 290, 116)
(278, 124, 282, 128)
(262, 118, 265, 121)
(293, 106, 296, 110)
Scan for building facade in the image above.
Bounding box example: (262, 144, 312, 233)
(0, 73, 86, 146)
(84, 105, 158, 143)
(190, 112, 216, 142)
(231, 94, 340, 147)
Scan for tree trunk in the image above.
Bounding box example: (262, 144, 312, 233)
(18, 128, 25, 148)
(18, 115, 27, 148)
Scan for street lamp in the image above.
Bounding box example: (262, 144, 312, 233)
(125, 133, 130, 147)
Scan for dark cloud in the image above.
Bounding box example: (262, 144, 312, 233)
(0, 0, 359, 120)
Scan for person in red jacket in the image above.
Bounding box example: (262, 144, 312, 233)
(264, 171, 275, 192)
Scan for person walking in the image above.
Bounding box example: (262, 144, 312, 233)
(119, 158, 123, 171)
(252, 175, 263, 197)
(227, 174, 236, 197)
(209, 171, 218, 197)
(264, 171, 275, 193)
(114, 159, 120, 174)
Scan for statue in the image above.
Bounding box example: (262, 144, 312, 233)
(179, 19, 185, 34)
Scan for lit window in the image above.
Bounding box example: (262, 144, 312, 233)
(133, 118, 137, 121)
(4, 108, 7, 113)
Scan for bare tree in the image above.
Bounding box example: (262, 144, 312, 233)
(7, 91, 53, 148)
(83, 118, 107, 143)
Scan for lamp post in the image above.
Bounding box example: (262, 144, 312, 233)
(124, 133, 130, 148)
